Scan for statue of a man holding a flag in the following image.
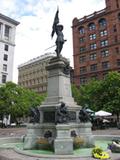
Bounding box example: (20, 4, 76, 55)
(51, 9, 66, 57)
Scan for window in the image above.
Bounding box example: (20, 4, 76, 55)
(3, 54, 8, 61)
(113, 25, 117, 32)
(80, 77, 87, 85)
(2, 75, 7, 83)
(90, 43, 97, 50)
(80, 55, 86, 63)
(79, 26, 85, 34)
(100, 40, 108, 47)
(3, 64, 7, 71)
(80, 46, 86, 53)
(88, 23, 96, 30)
(4, 44, 9, 51)
(90, 53, 97, 60)
(101, 50, 109, 57)
(103, 72, 108, 79)
(99, 18, 107, 27)
(4, 25, 10, 39)
(100, 30, 107, 36)
(117, 59, 120, 66)
(80, 66, 87, 74)
(115, 47, 119, 54)
(102, 61, 110, 69)
(89, 34, 96, 40)
(90, 64, 97, 71)
(116, 0, 119, 8)
(80, 37, 85, 43)
(114, 36, 118, 43)
(91, 74, 98, 80)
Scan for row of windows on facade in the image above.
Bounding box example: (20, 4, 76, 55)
(19, 61, 49, 71)
(79, 73, 108, 84)
(0, 23, 11, 40)
(19, 77, 47, 86)
(79, 14, 120, 33)
(21, 85, 47, 93)
(32, 86, 47, 92)
(19, 63, 48, 77)
(80, 30, 108, 43)
(19, 71, 47, 80)
(79, 47, 119, 62)
(80, 60, 120, 74)
(80, 39, 108, 52)
(79, 49, 111, 63)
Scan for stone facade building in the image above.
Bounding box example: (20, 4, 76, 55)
(18, 53, 56, 94)
(0, 13, 19, 84)
(72, 0, 120, 86)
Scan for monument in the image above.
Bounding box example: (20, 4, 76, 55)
(23, 9, 94, 155)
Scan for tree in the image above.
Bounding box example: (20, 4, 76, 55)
(77, 71, 120, 121)
(101, 72, 120, 121)
(0, 82, 46, 123)
(79, 79, 103, 111)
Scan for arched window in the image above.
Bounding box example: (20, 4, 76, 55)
(99, 18, 107, 27)
(79, 26, 85, 34)
(88, 23, 96, 30)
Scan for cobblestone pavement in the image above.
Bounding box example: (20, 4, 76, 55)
(0, 127, 120, 160)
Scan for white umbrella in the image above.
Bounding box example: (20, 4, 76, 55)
(95, 110, 112, 116)
(103, 119, 110, 123)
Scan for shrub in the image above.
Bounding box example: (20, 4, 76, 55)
(36, 138, 53, 150)
(73, 136, 84, 149)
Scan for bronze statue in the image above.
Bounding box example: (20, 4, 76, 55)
(79, 108, 90, 123)
(29, 107, 40, 124)
(51, 9, 66, 57)
(55, 102, 69, 124)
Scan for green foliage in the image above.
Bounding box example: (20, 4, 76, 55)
(36, 138, 53, 150)
(71, 71, 120, 120)
(0, 82, 46, 121)
(73, 136, 84, 149)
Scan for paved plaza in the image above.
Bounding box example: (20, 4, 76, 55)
(0, 127, 120, 160)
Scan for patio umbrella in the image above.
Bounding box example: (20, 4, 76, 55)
(103, 119, 110, 123)
(95, 110, 112, 116)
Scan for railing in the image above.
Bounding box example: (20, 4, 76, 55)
(78, 8, 106, 23)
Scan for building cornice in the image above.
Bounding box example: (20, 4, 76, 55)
(72, 7, 120, 28)
(0, 39, 15, 46)
(0, 13, 20, 26)
(18, 52, 56, 68)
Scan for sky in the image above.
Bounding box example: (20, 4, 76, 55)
(0, 0, 105, 83)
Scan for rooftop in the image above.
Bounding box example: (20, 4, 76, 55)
(0, 13, 20, 26)
(18, 52, 56, 68)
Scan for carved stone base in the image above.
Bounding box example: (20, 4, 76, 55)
(54, 124, 73, 155)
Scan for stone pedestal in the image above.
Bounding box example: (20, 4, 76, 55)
(54, 124, 73, 155)
(23, 124, 40, 149)
(78, 122, 95, 147)
(23, 56, 94, 154)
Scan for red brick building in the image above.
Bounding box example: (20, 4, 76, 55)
(72, 0, 120, 87)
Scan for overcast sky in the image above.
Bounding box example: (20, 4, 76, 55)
(0, 0, 105, 83)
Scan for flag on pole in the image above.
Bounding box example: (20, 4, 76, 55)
(51, 8, 59, 38)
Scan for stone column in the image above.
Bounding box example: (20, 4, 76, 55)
(54, 124, 73, 155)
